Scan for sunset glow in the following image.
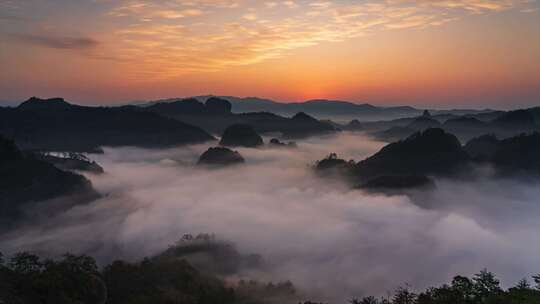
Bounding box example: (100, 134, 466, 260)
(1, 0, 539, 108)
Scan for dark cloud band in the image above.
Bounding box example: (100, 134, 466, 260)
(10, 33, 98, 50)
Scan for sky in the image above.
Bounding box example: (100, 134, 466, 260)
(1, 0, 539, 108)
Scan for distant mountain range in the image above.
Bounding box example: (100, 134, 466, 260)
(2, 96, 537, 153)
(142, 95, 496, 122)
(144, 97, 337, 138)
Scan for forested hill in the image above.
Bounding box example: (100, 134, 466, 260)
(0, 97, 215, 153)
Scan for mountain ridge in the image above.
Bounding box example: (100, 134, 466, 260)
(140, 95, 496, 121)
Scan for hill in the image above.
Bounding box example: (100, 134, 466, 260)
(146, 97, 336, 138)
(0, 97, 215, 153)
(0, 136, 99, 228)
(141, 95, 494, 122)
(316, 128, 470, 191)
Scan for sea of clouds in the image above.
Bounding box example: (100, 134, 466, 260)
(1, 132, 540, 302)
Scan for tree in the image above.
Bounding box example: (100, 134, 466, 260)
(393, 285, 417, 304)
(451, 275, 475, 303)
(350, 297, 379, 304)
(533, 274, 540, 290)
(515, 279, 531, 290)
(473, 269, 502, 302)
(9, 252, 42, 274)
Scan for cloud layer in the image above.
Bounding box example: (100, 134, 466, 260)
(1, 132, 540, 302)
(9, 34, 99, 50)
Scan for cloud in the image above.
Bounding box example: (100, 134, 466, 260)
(2, 132, 540, 302)
(242, 13, 257, 20)
(282, 1, 299, 9)
(265, 2, 278, 9)
(10, 34, 99, 50)
(99, 0, 534, 79)
(4, 0, 534, 79)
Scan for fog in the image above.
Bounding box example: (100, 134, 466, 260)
(1, 132, 540, 302)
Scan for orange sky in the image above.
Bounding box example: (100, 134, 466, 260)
(1, 0, 539, 108)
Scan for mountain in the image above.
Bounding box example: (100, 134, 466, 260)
(464, 134, 500, 161)
(463, 132, 540, 176)
(145, 97, 336, 138)
(18, 96, 72, 110)
(491, 132, 540, 174)
(355, 128, 469, 179)
(0, 136, 99, 228)
(268, 138, 297, 148)
(198, 147, 245, 166)
(198, 96, 420, 121)
(491, 110, 537, 138)
(139, 95, 495, 122)
(219, 124, 264, 148)
(0, 97, 215, 153)
(407, 114, 441, 131)
(316, 128, 470, 191)
(35, 152, 104, 174)
(441, 117, 490, 142)
(368, 108, 539, 143)
(324, 126, 540, 189)
(371, 126, 417, 142)
(528, 106, 540, 123)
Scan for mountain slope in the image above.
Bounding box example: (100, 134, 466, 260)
(0, 136, 99, 227)
(146, 97, 336, 138)
(0, 97, 215, 152)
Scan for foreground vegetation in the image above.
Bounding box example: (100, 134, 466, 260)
(0, 236, 297, 304)
(1, 237, 539, 304)
(346, 270, 540, 304)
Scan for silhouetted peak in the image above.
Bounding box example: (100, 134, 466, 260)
(348, 119, 362, 127)
(422, 110, 431, 117)
(406, 128, 458, 144)
(315, 153, 355, 172)
(356, 128, 468, 178)
(148, 98, 206, 114)
(493, 109, 535, 127)
(198, 147, 244, 166)
(18, 97, 72, 110)
(407, 115, 441, 130)
(490, 132, 540, 174)
(219, 124, 263, 148)
(174, 98, 205, 108)
(180, 97, 202, 104)
(292, 112, 317, 121)
(205, 97, 232, 114)
(269, 138, 297, 148)
(464, 134, 500, 160)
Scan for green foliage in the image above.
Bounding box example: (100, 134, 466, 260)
(0, 252, 105, 304)
(235, 280, 297, 304)
(533, 274, 540, 290)
(393, 286, 417, 304)
(0, 248, 295, 304)
(2, 249, 540, 304)
(103, 257, 237, 304)
(363, 270, 540, 304)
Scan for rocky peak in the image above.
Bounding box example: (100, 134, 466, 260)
(18, 97, 72, 110)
